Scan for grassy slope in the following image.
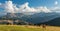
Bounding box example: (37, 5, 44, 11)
(0, 25, 60, 31)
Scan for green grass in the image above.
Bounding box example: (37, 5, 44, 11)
(0, 25, 60, 31)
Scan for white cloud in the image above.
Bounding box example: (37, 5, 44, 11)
(18, 2, 37, 13)
(18, 2, 51, 13)
(52, 7, 60, 10)
(51, 6, 60, 13)
(1, 1, 60, 15)
(4, 1, 15, 13)
(36, 6, 51, 13)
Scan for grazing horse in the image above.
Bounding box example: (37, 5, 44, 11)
(42, 24, 46, 28)
(42, 24, 46, 30)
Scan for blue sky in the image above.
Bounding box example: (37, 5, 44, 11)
(0, 0, 60, 13)
(0, 0, 60, 7)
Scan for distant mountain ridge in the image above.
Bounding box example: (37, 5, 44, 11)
(0, 12, 60, 24)
(38, 17, 60, 26)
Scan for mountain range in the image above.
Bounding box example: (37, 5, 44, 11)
(0, 12, 60, 24)
(37, 17, 60, 26)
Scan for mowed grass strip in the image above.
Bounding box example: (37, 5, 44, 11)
(0, 25, 60, 31)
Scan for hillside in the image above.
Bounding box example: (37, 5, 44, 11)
(39, 17, 60, 26)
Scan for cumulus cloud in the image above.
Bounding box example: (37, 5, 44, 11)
(0, 1, 60, 15)
(19, 2, 37, 13)
(36, 6, 51, 13)
(4, 1, 15, 13)
(18, 2, 51, 13)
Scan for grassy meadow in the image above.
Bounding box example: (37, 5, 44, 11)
(0, 25, 60, 31)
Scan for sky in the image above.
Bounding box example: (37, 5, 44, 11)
(0, 0, 60, 15)
(0, 0, 60, 7)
